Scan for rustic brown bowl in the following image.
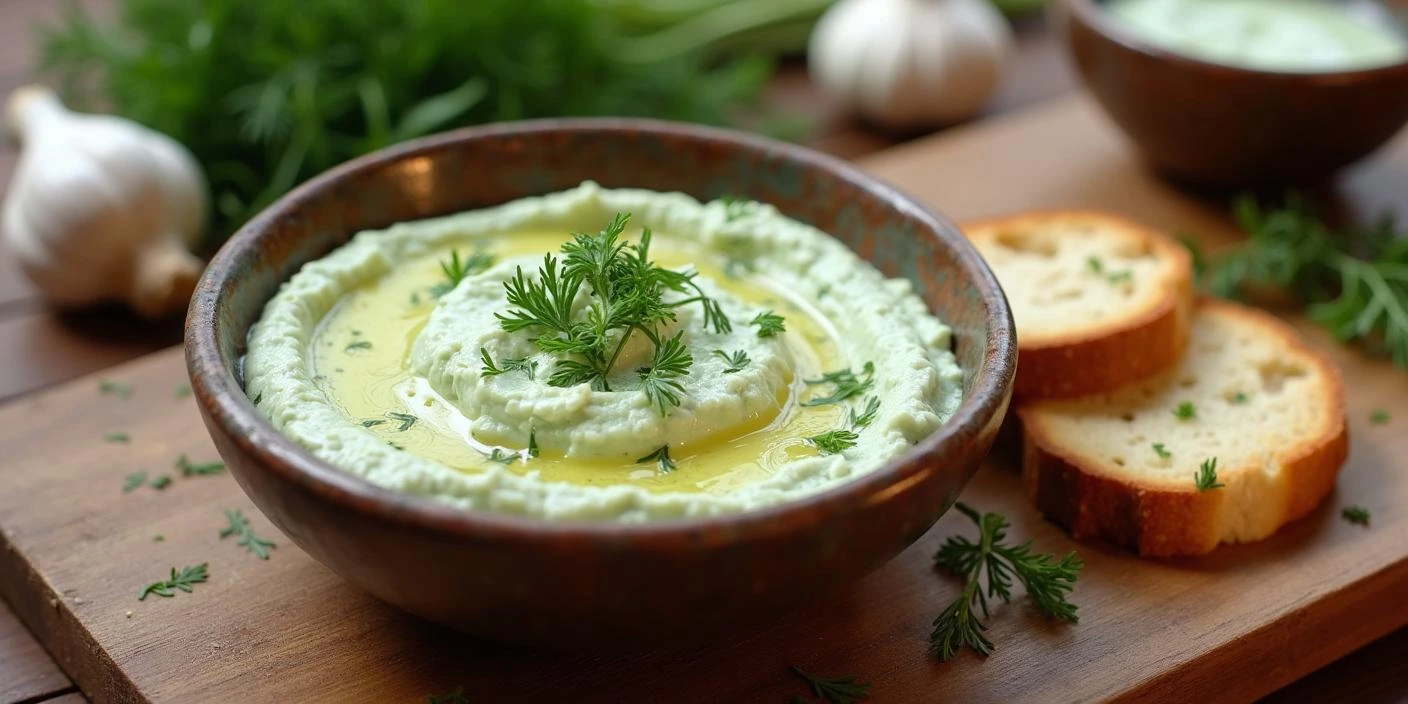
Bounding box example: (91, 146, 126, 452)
(185, 119, 1015, 646)
(1059, 0, 1408, 186)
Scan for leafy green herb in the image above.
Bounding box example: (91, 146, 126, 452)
(807, 429, 859, 456)
(1194, 458, 1223, 491)
(848, 396, 881, 429)
(479, 348, 538, 381)
(99, 380, 132, 399)
(432, 249, 495, 297)
(721, 195, 759, 222)
(105, 432, 131, 444)
(1086, 256, 1103, 274)
(175, 384, 192, 399)
(149, 475, 173, 490)
(176, 455, 225, 476)
(803, 362, 875, 407)
(930, 503, 1082, 660)
(483, 448, 518, 464)
(219, 509, 276, 560)
(528, 428, 540, 459)
(41, 1, 791, 241)
(636, 445, 677, 473)
(1371, 409, 1391, 425)
(712, 348, 750, 374)
(1190, 194, 1408, 368)
(361, 419, 387, 428)
(1232, 391, 1249, 404)
(1106, 270, 1133, 285)
(153, 534, 164, 542)
(388, 412, 417, 432)
(1173, 402, 1196, 420)
(498, 214, 723, 413)
(1341, 506, 1371, 526)
(426, 686, 469, 704)
(1152, 443, 1171, 459)
(751, 311, 786, 338)
(123, 472, 147, 493)
(138, 563, 209, 601)
(345, 340, 373, 352)
(790, 666, 870, 704)
(411, 292, 422, 306)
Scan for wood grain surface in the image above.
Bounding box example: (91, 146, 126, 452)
(0, 600, 72, 703)
(0, 96, 1405, 703)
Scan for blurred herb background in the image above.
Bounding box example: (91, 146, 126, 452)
(39, 0, 835, 242)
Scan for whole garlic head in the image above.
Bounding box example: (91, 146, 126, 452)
(809, 0, 1013, 130)
(3, 85, 207, 318)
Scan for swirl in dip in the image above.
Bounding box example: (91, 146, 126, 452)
(245, 182, 962, 520)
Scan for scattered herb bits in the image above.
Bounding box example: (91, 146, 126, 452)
(425, 686, 470, 704)
(750, 311, 786, 338)
(138, 563, 209, 601)
(388, 412, 418, 432)
(636, 445, 676, 473)
(712, 348, 750, 374)
(219, 509, 276, 559)
(1151, 443, 1171, 459)
(1232, 392, 1248, 404)
(104, 431, 131, 444)
(361, 419, 387, 428)
(149, 475, 173, 490)
(479, 348, 538, 380)
(99, 380, 132, 399)
(807, 429, 858, 456)
(803, 362, 875, 407)
(848, 396, 881, 429)
(930, 503, 1082, 660)
(345, 340, 373, 352)
(1173, 402, 1196, 420)
(483, 448, 518, 464)
(175, 383, 192, 399)
(1194, 458, 1223, 491)
(1341, 506, 1371, 526)
(177, 455, 225, 476)
(122, 472, 147, 493)
(790, 666, 870, 704)
(1370, 409, 1390, 425)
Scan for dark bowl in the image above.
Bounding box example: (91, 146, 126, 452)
(1059, 0, 1408, 187)
(184, 119, 1016, 646)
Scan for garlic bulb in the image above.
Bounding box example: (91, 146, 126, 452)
(3, 85, 207, 318)
(809, 0, 1013, 130)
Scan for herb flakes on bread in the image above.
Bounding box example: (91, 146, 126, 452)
(1019, 300, 1348, 556)
(965, 211, 1193, 400)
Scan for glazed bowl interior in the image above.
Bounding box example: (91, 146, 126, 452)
(1060, 0, 1408, 186)
(185, 119, 1015, 643)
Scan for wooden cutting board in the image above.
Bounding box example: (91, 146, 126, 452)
(2, 96, 1406, 703)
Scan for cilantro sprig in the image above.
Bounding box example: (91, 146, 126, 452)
(930, 503, 1082, 660)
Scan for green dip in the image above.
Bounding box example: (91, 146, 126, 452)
(1107, 0, 1408, 72)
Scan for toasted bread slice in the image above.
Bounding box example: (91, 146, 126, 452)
(965, 211, 1194, 400)
(1018, 300, 1347, 556)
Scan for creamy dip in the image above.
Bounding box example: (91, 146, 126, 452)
(244, 183, 963, 521)
(1108, 0, 1408, 72)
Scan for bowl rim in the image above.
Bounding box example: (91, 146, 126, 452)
(1062, 0, 1408, 80)
(185, 117, 1016, 549)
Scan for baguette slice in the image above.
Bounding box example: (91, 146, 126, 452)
(965, 211, 1194, 400)
(1018, 300, 1347, 557)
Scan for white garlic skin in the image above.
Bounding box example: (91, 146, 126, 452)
(809, 0, 1013, 130)
(3, 85, 207, 318)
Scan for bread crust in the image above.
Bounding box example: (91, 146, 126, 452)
(964, 211, 1194, 400)
(1018, 300, 1348, 557)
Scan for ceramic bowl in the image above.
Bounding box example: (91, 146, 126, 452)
(1059, 0, 1408, 186)
(185, 119, 1016, 646)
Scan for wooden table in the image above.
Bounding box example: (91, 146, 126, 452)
(0, 2, 1402, 702)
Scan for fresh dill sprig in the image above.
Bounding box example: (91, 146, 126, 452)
(930, 503, 1082, 660)
(1194, 458, 1223, 491)
(790, 666, 870, 704)
(177, 455, 225, 476)
(99, 380, 132, 399)
(123, 471, 147, 493)
(138, 563, 209, 601)
(426, 686, 470, 704)
(479, 348, 537, 381)
(803, 362, 875, 407)
(1341, 506, 1371, 526)
(105, 432, 131, 444)
(636, 445, 676, 473)
(807, 429, 859, 456)
(1173, 401, 1196, 420)
(219, 509, 276, 560)
(751, 310, 786, 338)
(1152, 443, 1171, 459)
(432, 249, 495, 297)
(388, 412, 417, 432)
(496, 214, 725, 411)
(848, 396, 881, 429)
(712, 348, 750, 374)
